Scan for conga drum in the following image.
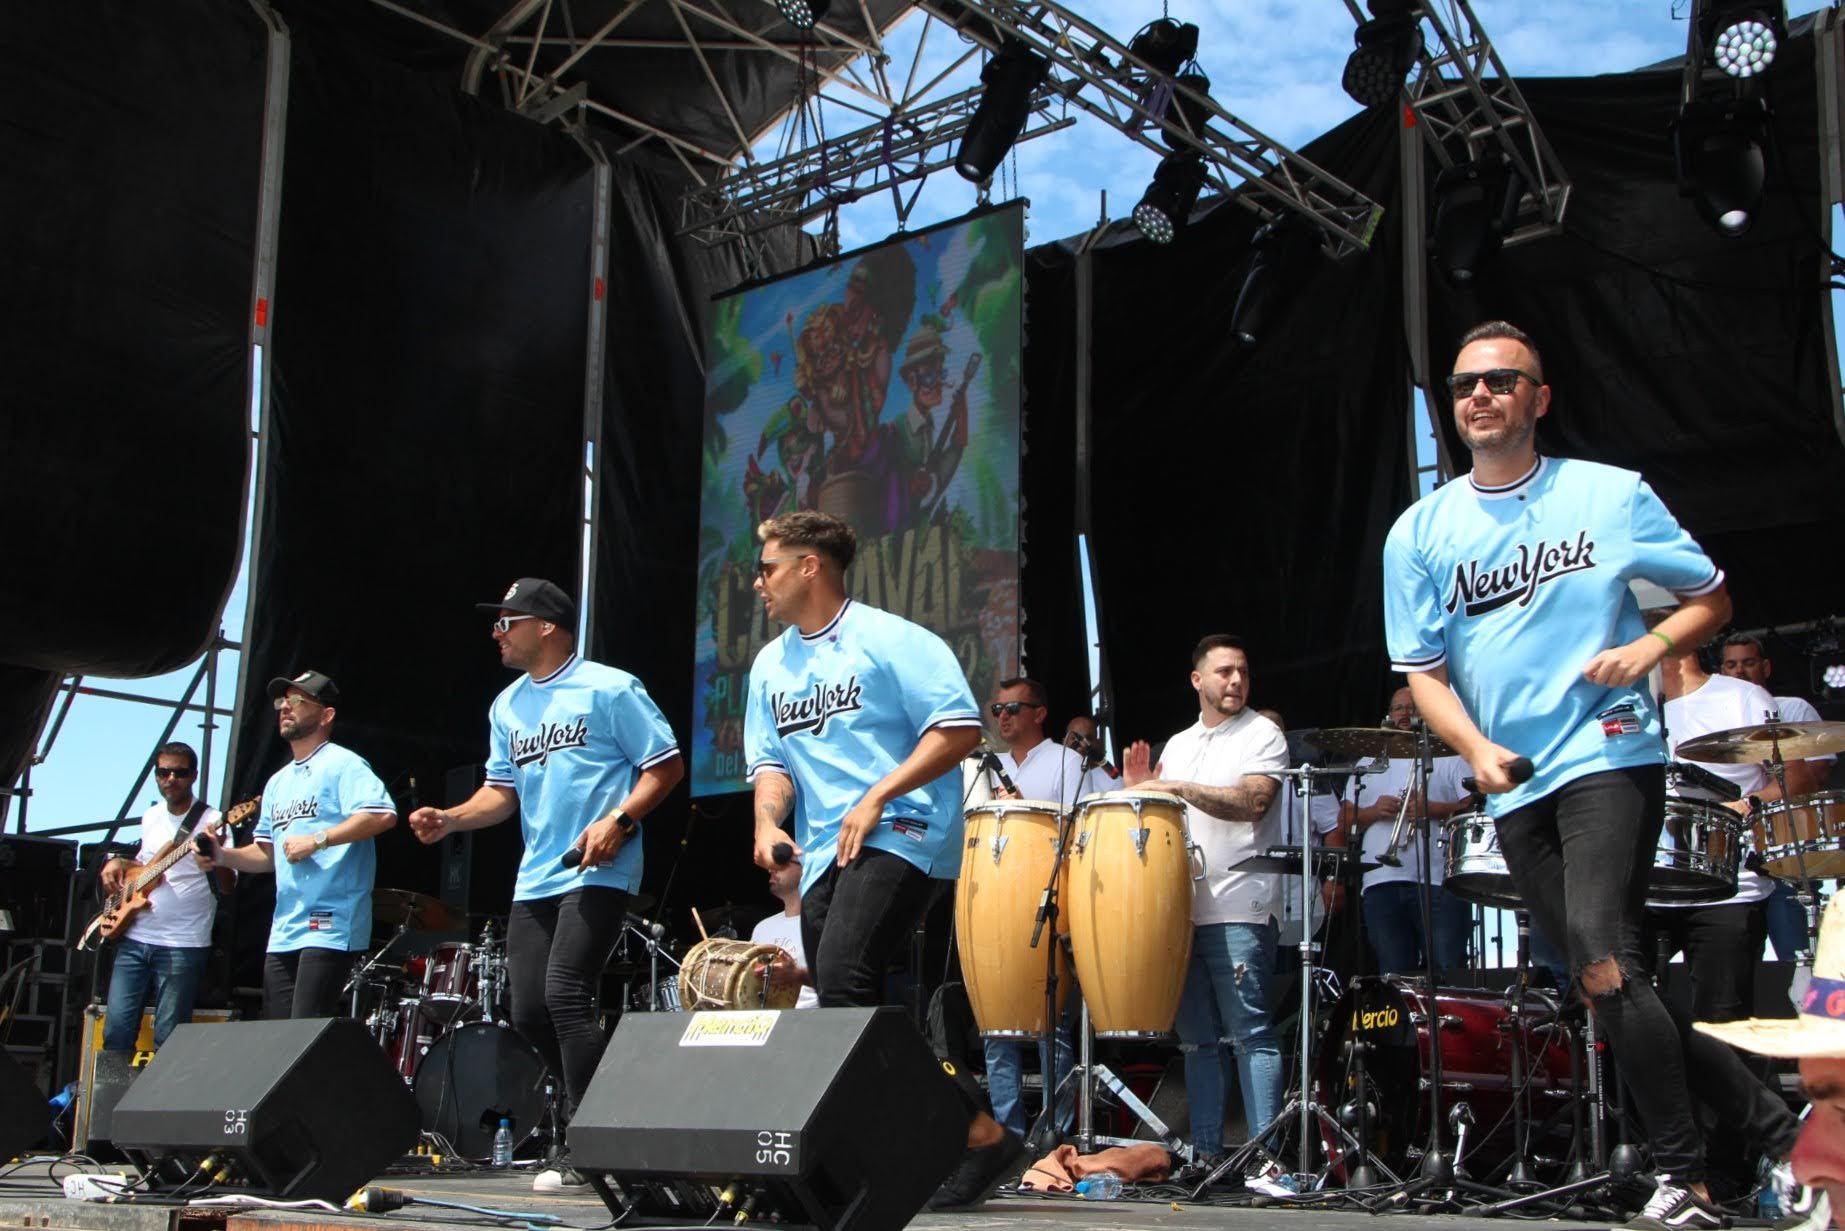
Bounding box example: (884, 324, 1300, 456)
(955, 800, 1071, 1038)
(1065, 791, 1194, 1038)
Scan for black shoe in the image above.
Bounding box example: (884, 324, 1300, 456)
(1623, 1176, 1728, 1231)
(926, 1131, 1027, 1211)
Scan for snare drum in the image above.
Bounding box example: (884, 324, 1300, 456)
(956, 800, 1072, 1039)
(422, 941, 481, 1024)
(1649, 799, 1742, 903)
(1065, 791, 1194, 1039)
(1758, 791, 1845, 879)
(677, 938, 800, 1011)
(1442, 811, 1522, 909)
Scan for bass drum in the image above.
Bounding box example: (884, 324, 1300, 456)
(1314, 977, 1577, 1182)
(413, 1022, 550, 1160)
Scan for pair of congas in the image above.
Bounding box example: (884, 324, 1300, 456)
(955, 791, 1197, 1041)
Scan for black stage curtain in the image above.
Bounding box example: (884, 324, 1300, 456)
(230, 23, 593, 906)
(0, 0, 258, 676)
(1426, 32, 1845, 631)
(1078, 107, 1413, 745)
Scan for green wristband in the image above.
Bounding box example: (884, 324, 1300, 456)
(1647, 628, 1675, 654)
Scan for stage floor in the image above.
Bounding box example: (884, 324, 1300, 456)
(0, 1163, 1630, 1231)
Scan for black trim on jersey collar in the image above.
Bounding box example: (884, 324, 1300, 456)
(801, 599, 852, 643)
(1467, 454, 1544, 496)
(533, 654, 579, 685)
(292, 742, 329, 768)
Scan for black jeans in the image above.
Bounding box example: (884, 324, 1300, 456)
(507, 885, 627, 1122)
(1643, 900, 1769, 1022)
(800, 847, 937, 1008)
(1495, 766, 1795, 1179)
(263, 948, 360, 1020)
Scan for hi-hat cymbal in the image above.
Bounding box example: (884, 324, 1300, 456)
(1311, 726, 1457, 761)
(372, 887, 463, 931)
(1677, 720, 1845, 765)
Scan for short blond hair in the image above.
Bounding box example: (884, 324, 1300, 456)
(756, 510, 858, 570)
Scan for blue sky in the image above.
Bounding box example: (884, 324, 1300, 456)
(16, 1, 1830, 842)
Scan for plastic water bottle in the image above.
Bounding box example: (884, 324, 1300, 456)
(1074, 1171, 1122, 1200)
(491, 1118, 513, 1168)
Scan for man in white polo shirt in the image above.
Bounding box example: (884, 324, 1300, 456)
(1124, 634, 1291, 1193)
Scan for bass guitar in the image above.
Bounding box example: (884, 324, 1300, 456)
(75, 797, 258, 951)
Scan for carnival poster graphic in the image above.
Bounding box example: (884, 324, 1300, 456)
(692, 204, 1024, 795)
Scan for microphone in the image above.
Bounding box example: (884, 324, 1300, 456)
(980, 749, 1018, 796)
(1460, 756, 1535, 795)
(771, 842, 795, 866)
(561, 846, 583, 869)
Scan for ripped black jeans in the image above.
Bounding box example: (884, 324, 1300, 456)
(1495, 765, 1797, 1182)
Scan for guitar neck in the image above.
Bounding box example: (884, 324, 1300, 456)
(128, 817, 220, 894)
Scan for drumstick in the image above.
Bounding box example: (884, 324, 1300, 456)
(692, 906, 709, 942)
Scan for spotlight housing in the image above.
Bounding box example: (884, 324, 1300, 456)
(1128, 18, 1200, 77)
(1431, 157, 1524, 287)
(956, 41, 1050, 184)
(1343, 13, 1421, 108)
(1699, 2, 1786, 79)
(776, 0, 831, 32)
(1231, 216, 1320, 346)
(1674, 94, 1769, 236)
(1132, 153, 1207, 245)
(1159, 69, 1214, 149)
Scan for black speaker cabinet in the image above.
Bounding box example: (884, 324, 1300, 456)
(111, 1017, 419, 1200)
(570, 1007, 965, 1231)
(0, 1048, 44, 1159)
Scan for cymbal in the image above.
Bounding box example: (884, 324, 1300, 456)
(1677, 720, 1845, 765)
(1310, 726, 1457, 761)
(689, 903, 755, 935)
(371, 887, 463, 932)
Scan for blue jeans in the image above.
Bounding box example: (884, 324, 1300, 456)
(982, 1019, 1076, 1138)
(1362, 882, 1472, 976)
(1174, 919, 1283, 1158)
(1764, 879, 1809, 961)
(104, 940, 209, 1051)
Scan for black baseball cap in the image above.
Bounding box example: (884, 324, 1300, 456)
(476, 577, 577, 628)
(267, 669, 341, 707)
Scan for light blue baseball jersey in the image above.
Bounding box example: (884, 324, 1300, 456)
(1383, 456, 1722, 818)
(485, 654, 680, 901)
(744, 600, 984, 896)
(253, 741, 394, 952)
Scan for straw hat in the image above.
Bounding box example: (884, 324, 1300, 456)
(1696, 895, 1845, 1057)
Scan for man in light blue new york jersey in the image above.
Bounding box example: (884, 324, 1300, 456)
(743, 510, 1020, 1210)
(1382, 321, 1799, 1231)
(409, 577, 682, 1192)
(200, 669, 396, 1021)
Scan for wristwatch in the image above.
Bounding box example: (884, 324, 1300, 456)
(314, 830, 330, 851)
(610, 809, 637, 839)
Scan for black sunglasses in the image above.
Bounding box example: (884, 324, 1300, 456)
(989, 701, 1039, 717)
(154, 767, 196, 780)
(1447, 368, 1539, 399)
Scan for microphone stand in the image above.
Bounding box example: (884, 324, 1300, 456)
(345, 921, 410, 1020)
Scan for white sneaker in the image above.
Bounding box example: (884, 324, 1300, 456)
(1623, 1175, 1726, 1231)
(1763, 1156, 1823, 1228)
(532, 1162, 588, 1192)
(1244, 1160, 1300, 1198)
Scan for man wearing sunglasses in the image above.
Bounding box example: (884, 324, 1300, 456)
(408, 577, 682, 1192)
(1383, 321, 1742, 1230)
(741, 510, 1019, 1209)
(198, 670, 397, 1022)
(99, 741, 224, 1052)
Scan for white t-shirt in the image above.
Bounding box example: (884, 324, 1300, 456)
(1154, 709, 1290, 927)
(1343, 756, 1470, 892)
(1774, 695, 1837, 767)
(124, 801, 221, 948)
(997, 738, 1112, 808)
(748, 910, 819, 1009)
(1657, 673, 1777, 907)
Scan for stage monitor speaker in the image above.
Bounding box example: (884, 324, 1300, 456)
(0, 1048, 44, 1159)
(570, 1007, 964, 1231)
(111, 1017, 419, 1200)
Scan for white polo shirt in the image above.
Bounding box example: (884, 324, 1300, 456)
(1154, 709, 1290, 927)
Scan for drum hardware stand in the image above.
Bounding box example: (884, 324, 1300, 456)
(1198, 765, 1392, 1197)
(1021, 807, 1072, 1156)
(345, 921, 412, 1018)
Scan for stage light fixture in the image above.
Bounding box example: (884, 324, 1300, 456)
(1674, 95, 1769, 236)
(776, 0, 831, 32)
(1160, 69, 1214, 148)
(1430, 157, 1523, 287)
(1230, 216, 1319, 346)
(1128, 18, 1200, 77)
(1131, 152, 1207, 244)
(1699, 2, 1785, 79)
(1342, 0, 1421, 109)
(956, 40, 1050, 183)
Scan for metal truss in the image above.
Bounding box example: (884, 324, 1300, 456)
(911, 0, 1386, 257)
(1346, 0, 1570, 245)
